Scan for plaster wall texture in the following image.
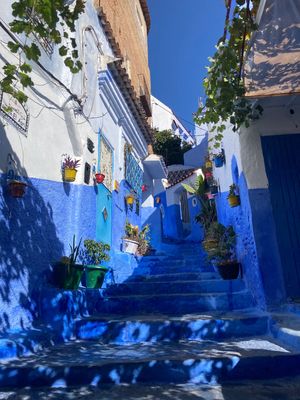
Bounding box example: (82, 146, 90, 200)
(0, 1, 150, 334)
(95, 0, 151, 101)
(210, 97, 300, 307)
(151, 96, 195, 145)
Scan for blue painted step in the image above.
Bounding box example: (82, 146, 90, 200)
(0, 338, 298, 388)
(87, 290, 255, 315)
(105, 279, 245, 296)
(126, 271, 219, 282)
(75, 310, 269, 343)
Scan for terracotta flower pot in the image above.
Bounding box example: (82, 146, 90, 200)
(95, 173, 105, 184)
(64, 168, 77, 182)
(8, 181, 27, 198)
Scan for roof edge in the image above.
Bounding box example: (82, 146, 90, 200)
(139, 0, 151, 33)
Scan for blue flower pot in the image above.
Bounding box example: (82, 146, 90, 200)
(214, 156, 224, 168)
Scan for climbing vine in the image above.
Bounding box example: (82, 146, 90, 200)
(194, 0, 262, 149)
(0, 0, 85, 103)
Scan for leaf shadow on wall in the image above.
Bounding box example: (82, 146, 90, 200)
(0, 122, 64, 333)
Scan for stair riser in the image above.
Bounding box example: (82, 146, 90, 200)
(127, 272, 219, 283)
(75, 316, 269, 343)
(105, 280, 245, 296)
(89, 293, 255, 315)
(2, 354, 300, 388)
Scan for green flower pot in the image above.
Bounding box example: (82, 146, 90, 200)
(53, 262, 84, 290)
(84, 265, 109, 289)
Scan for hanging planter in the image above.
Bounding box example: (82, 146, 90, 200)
(205, 159, 213, 169)
(126, 193, 135, 205)
(214, 155, 224, 168)
(141, 184, 148, 193)
(8, 180, 27, 198)
(95, 173, 105, 184)
(204, 171, 213, 179)
(62, 155, 80, 183)
(227, 184, 240, 207)
(155, 196, 161, 204)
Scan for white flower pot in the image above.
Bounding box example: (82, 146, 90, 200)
(122, 238, 139, 255)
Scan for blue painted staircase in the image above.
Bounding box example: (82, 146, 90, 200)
(0, 243, 299, 391)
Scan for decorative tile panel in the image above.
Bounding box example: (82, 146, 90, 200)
(100, 137, 113, 191)
(125, 147, 143, 196)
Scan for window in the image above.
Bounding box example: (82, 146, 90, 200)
(125, 145, 143, 197)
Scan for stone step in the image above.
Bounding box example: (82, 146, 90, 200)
(270, 312, 300, 350)
(1, 337, 299, 388)
(126, 271, 219, 283)
(104, 279, 245, 296)
(88, 290, 255, 315)
(75, 310, 269, 343)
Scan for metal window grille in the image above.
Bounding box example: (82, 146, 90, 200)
(125, 149, 143, 197)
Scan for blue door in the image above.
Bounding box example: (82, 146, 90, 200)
(262, 134, 300, 299)
(96, 134, 113, 245)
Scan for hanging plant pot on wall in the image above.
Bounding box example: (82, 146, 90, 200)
(95, 173, 105, 184)
(204, 171, 213, 179)
(126, 194, 135, 205)
(63, 168, 78, 182)
(205, 159, 213, 169)
(214, 156, 224, 168)
(227, 194, 240, 207)
(8, 180, 27, 198)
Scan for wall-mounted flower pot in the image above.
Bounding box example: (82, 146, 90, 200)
(52, 262, 84, 289)
(214, 156, 224, 168)
(126, 194, 135, 205)
(206, 193, 214, 200)
(210, 185, 218, 195)
(8, 180, 27, 198)
(122, 238, 139, 255)
(83, 265, 109, 289)
(141, 184, 148, 192)
(227, 194, 240, 208)
(95, 173, 105, 184)
(63, 168, 77, 182)
(216, 261, 240, 280)
(155, 197, 161, 204)
(204, 171, 213, 179)
(205, 160, 213, 169)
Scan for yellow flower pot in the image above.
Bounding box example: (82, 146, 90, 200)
(227, 194, 240, 208)
(205, 160, 213, 169)
(64, 168, 77, 182)
(126, 194, 135, 205)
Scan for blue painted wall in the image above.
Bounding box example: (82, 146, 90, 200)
(0, 173, 97, 333)
(215, 171, 286, 309)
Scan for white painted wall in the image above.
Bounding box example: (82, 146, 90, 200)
(151, 96, 195, 145)
(0, 0, 148, 184)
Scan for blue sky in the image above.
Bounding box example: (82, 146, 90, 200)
(148, 0, 225, 132)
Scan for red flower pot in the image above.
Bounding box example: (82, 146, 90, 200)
(8, 181, 27, 198)
(95, 173, 105, 184)
(141, 184, 148, 192)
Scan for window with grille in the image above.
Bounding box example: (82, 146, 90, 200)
(124, 145, 143, 197)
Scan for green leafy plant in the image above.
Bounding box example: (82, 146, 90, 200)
(82, 239, 110, 265)
(194, 0, 263, 149)
(153, 129, 191, 166)
(1, 0, 85, 103)
(206, 223, 236, 264)
(124, 221, 139, 242)
(182, 174, 206, 198)
(69, 234, 82, 266)
(227, 183, 239, 198)
(138, 224, 151, 256)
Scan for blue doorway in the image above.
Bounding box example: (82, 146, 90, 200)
(262, 134, 300, 300)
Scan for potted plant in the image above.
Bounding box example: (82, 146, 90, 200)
(81, 239, 110, 289)
(206, 223, 240, 280)
(8, 180, 27, 198)
(208, 179, 218, 195)
(214, 152, 225, 168)
(202, 221, 223, 253)
(122, 221, 139, 255)
(62, 155, 81, 182)
(95, 172, 105, 184)
(205, 157, 213, 169)
(52, 235, 84, 289)
(227, 184, 240, 207)
(137, 224, 152, 256)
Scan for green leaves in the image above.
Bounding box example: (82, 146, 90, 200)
(195, 0, 262, 147)
(1, 0, 86, 104)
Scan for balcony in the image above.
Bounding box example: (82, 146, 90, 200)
(138, 74, 152, 117)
